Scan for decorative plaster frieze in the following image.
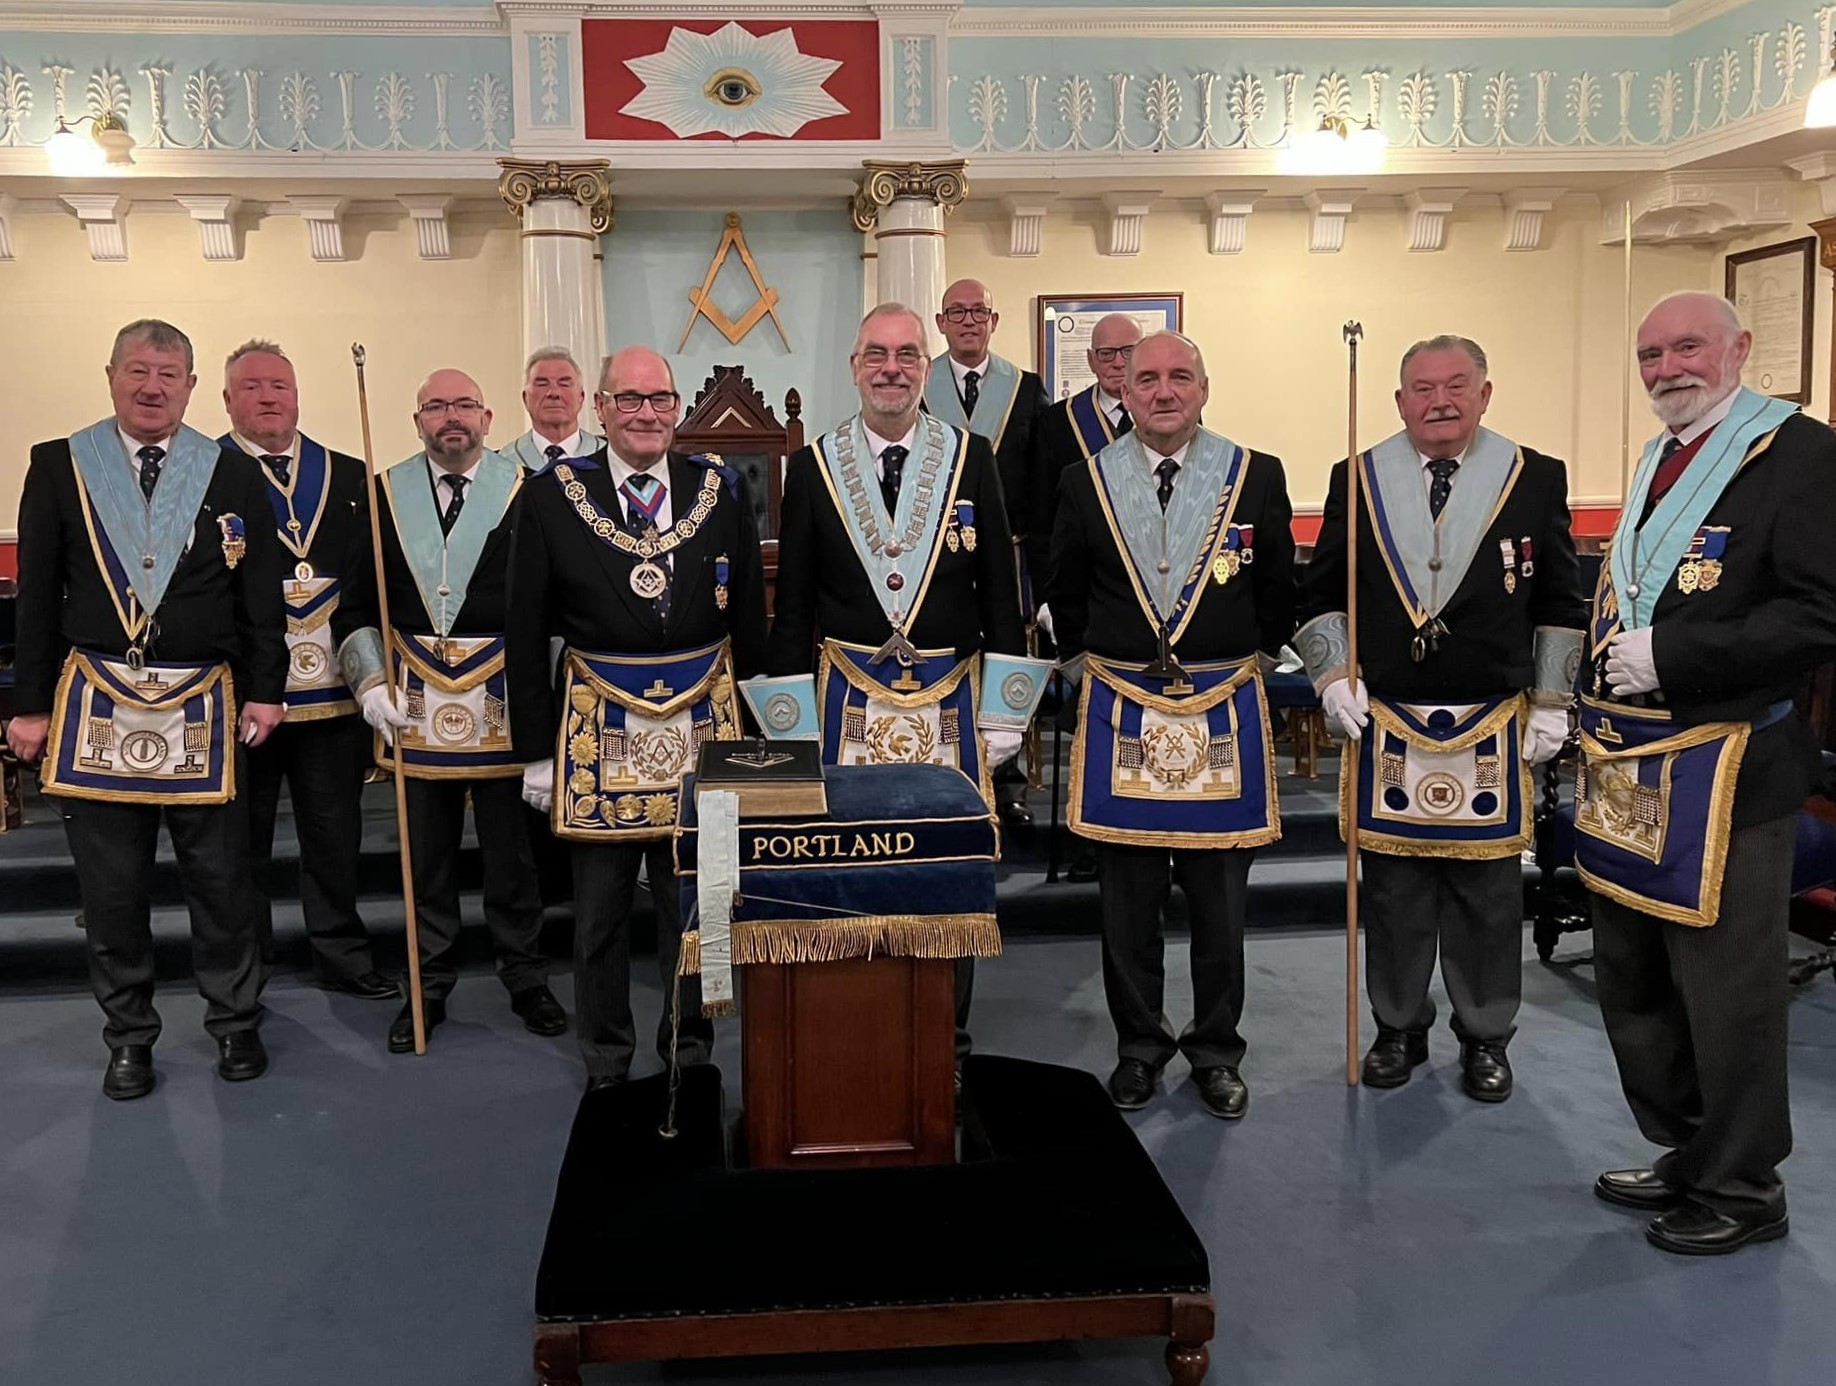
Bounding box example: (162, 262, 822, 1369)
(949, 5, 1739, 41)
(398, 193, 453, 259)
(174, 193, 240, 261)
(1000, 195, 1052, 257)
(0, 3, 509, 36)
(1204, 191, 1261, 255)
(851, 159, 968, 232)
(1603, 170, 1794, 245)
(0, 192, 14, 260)
(1503, 189, 1565, 251)
(60, 194, 127, 262)
(1305, 190, 1359, 254)
(1100, 193, 1157, 256)
(1787, 152, 1836, 218)
(289, 194, 348, 261)
(1404, 188, 1463, 252)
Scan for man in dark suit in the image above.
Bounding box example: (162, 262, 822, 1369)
(7, 318, 287, 1098)
(768, 301, 1027, 1068)
(1584, 291, 1836, 1255)
(1297, 336, 1585, 1104)
(508, 345, 767, 1089)
(923, 278, 1050, 827)
(1048, 330, 1294, 1118)
(335, 368, 566, 1053)
(219, 339, 395, 1000)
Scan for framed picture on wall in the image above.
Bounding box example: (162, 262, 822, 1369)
(1035, 294, 1183, 402)
(1725, 237, 1816, 404)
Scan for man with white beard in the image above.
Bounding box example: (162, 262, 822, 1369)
(1582, 291, 1836, 1255)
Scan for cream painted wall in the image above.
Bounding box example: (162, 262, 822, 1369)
(0, 206, 525, 528)
(1715, 183, 1832, 429)
(946, 199, 1717, 509)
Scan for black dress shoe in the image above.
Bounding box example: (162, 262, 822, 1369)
(323, 970, 399, 1001)
(1107, 1058, 1158, 1110)
(1067, 845, 1099, 883)
(1361, 1028, 1428, 1087)
(997, 795, 1034, 828)
(388, 998, 446, 1053)
(1192, 1065, 1249, 1120)
(584, 1074, 624, 1094)
(216, 1030, 269, 1082)
(1646, 1201, 1789, 1256)
(1460, 1040, 1513, 1102)
(102, 1045, 155, 1101)
(511, 985, 568, 1037)
(1595, 1168, 1685, 1212)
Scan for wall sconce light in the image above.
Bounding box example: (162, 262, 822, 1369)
(1281, 113, 1388, 176)
(46, 112, 137, 176)
(1806, 40, 1836, 127)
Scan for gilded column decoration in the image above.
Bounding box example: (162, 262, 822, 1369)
(852, 160, 967, 353)
(497, 157, 614, 233)
(849, 158, 968, 233)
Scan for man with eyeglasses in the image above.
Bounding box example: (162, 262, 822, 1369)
(507, 346, 603, 473)
(337, 368, 567, 1053)
(507, 346, 766, 1090)
(766, 302, 1042, 1077)
(924, 279, 1051, 829)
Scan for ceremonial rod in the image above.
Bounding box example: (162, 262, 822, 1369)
(1342, 320, 1364, 1087)
(1621, 201, 1634, 501)
(352, 344, 427, 1056)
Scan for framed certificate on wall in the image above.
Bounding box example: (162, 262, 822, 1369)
(1725, 237, 1816, 404)
(1035, 294, 1183, 401)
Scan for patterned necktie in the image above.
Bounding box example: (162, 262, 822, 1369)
(439, 472, 469, 536)
(880, 445, 908, 515)
(1427, 457, 1460, 519)
(962, 370, 980, 418)
(544, 443, 565, 467)
(136, 444, 165, 502)
(621, 473, 670, 620)
(261, 453, 291, 486)
(1650, 435, 1688, 502)
(1155, 456, 1179, 513)
(1115, 406, 1133, 436)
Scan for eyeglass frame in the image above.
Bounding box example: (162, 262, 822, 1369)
(1091, 345, 1137, 364)
(854, 346, 928, 371)
(940, 304, 994, 325)
(597, 390, 682, 414)
(415, 398, 487, 418)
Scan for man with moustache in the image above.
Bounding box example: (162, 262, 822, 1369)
(8, 319, 287, 1098)
(337, 368, 566, 1052)
(766, 302, 1036, 1071)
(506, 347, 603, 472)
(1581, 292, 1836, 1255)
(925, 278, 1051, 828)
(508, 346, 766, 1089)
(1048, 331, 1294, 1118)
(1297, 336, 1584, 1103)
(218, 339, 396, 999)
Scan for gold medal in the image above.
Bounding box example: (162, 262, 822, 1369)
(1213, 554, 1231, 585)
(295, 560, 315, 583)
(1504, 571, 1517, 594)
(1697, 559, 1721, 591)
(945, 526, 960, 553)
(631, 561, 669, 600)
(962, 523, 977, 552)
(1677, 560, 1700, 594)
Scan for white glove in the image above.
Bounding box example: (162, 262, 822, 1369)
(521, 758, 555, 813)
(1521, 706, 1570, 764)
(982, 728, 1023, 768)
(359, 684, 413, 746)
(1604, 628, 1659, 697)
(1033, 603, 1056, 641)
(1321, 677, 1370, 742)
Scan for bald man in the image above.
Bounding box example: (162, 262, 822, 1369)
(506, 346, 766, 1089)
(1581, 291, 1836, 1255)
(337, 367, 565, 1053)
(925, 278, 1051, 827)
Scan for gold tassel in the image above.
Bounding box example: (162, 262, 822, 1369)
(680, 929, 701, 974)
(728, 914, 1002, 966)
(703, 997, 738, 1019)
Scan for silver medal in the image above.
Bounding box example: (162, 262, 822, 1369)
(630, 562, 669, 600)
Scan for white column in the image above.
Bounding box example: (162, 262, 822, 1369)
(499, 159, 612, 424)
(852, 160, 967, 359)
(860, 229, 878, 320)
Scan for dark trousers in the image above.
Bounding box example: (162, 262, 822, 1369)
(403, 775, 547, 1002)
(244, 715, 375, 981)
(1096, 842, 1253, 1070)
(572, 838, 711, 1080)
(61, 779, 265, 1049)
(1362, 852, 1523, 1043)
(1591, 814, 1794, 1221)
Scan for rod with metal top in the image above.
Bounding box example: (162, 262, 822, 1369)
(1342, 320, 1364, 1087)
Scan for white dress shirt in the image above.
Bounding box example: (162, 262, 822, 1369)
(947, 354, 989, 398)
(1097, 389, 1126, 430)
(606, 449, 674, 534)
(532, 428, 587, 461)
(233, 432, 299, 473)
(864, 423, 920, 485)
(426, 454, 482, 525)
(118, 426, 175, 470)
(1416, 445, 1470, 500)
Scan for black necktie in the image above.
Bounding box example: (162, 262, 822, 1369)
(1427, 457, 1460, 519)
(439, 473, 469, 536)
(962, 370, 980, 417)
(136, 445, 165, 502)
(260, 453, 291, 486)
(1155, 457, 1179, 513)
(1115, 406, 1132, 436)
(880, 445, 908, 515)
(544, 443, 565, 467)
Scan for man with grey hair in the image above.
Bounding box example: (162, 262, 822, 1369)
(218, 339, 396, 1000)
(1298, 333, 1585, 1103)
(7, 318, 289, 1097)
(1581, 290, 1836, 1255)
(508, 347, 602, 472)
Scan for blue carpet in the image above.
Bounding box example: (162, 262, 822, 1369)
(3, 918, 1833, 1385)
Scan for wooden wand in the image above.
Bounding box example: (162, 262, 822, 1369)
(1342, 320, 1364, 1087)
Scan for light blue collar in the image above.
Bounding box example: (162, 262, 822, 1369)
(1364, 426, 1521, 621)
(1093, 427, 1240, 624)
(381, 447, 521, 633)
(509, 428, 601, 471)
(924, 352, 1021, 450)
(69, 418, 222, 618)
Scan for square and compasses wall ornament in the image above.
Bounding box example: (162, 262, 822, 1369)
(678, 213, 792, 351)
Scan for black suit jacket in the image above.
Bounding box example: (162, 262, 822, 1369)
(1640, 413, 1836, 823)
(1048, 445, 1296, 664)
(765, 430, 1025, 675)
(222, 434, 373, 599)
(927, 363, 1050, 560)
(14, 435, 289, 714)
(1030, 395, 1087, 589)
(505, 449, 769, 759)
(1298, 446, 1586, 700)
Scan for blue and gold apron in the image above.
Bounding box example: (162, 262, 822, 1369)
(816, 638, 990, 810)
(553, 639, 740, 841)
(376, 634, 516, 779)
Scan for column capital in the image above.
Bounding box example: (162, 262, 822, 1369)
(497, 158, 614, 234)
(850, 159, 968, 233)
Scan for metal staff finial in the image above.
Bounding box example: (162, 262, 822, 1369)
(352, 342, 367, 369)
